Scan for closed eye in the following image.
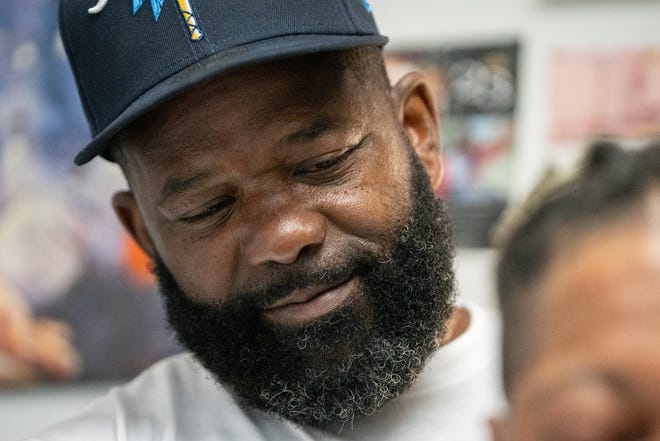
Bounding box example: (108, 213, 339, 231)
(307, 154, 349, 172)
(293, 136, 368, 178)
(180, 196, 235, 224)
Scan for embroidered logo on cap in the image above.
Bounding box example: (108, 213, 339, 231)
(87, 0, 204, 41)
(361, 0, 372, 13)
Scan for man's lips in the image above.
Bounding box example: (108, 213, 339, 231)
(261, 277, 358, 325)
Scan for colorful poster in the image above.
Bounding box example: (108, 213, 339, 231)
(549, 49, 660, 142)
(385, 44, 519, 245)
(0, 0, 179, 386)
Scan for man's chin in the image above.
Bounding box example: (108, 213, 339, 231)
(270, 300, 375, 366)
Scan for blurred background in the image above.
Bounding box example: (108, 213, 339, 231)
(1, 0, 659, 439)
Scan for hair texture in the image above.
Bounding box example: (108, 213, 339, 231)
(496, 140, 660, 392)
(109, 45, 390, 168)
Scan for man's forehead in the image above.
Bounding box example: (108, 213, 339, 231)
(127, 51, 368, 135)
(128, 114, 355, 174)
(199, 52, 346, 87)
(113, 48, 392, 180)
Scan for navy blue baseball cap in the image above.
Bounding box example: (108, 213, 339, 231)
(59, 0, 388, 165)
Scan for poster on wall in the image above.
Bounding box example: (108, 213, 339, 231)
(385, 43, 519, 246)
(549, 48, 660, 143)
(0, 0, 180, 386)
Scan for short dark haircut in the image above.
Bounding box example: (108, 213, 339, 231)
(496, 140, 660, 392)
(110, 45, 390, 168)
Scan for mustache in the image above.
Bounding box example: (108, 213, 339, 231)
(227, 251, 378, 311)
(152, 242, 387, 316)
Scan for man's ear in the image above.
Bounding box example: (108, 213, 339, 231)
(391, 71, 443, 191)
(112, 191, 156, 259)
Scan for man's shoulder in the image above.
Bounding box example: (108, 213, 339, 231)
(111, 352, 213, 397)
(26, 353, 234, 441)
(89, 352, 219, 409)
(28, 355, 333, 441)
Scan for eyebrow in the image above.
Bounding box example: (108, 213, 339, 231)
(158, 171, 213, 206)
(278, 116, 341, 148)
(157, 116, 345, 206)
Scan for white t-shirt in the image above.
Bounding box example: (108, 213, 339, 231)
(28, 301, 504, 441)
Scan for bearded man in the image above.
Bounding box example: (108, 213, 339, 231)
(31, 1, 503, 439)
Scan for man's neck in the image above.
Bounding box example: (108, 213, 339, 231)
(436, 306, 470, 347)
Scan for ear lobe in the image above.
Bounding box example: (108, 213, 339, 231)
(391, 71, 443, 191)
(112, 191, 156, 259)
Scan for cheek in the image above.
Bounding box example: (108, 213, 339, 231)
(323, 146, 411, 241)
(145, 216, 239, 304)
(327, 180, 407, 238)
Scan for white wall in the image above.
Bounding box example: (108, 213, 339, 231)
(373, 0, 660, 200)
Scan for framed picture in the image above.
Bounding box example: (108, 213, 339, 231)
(549, 48, 660, 142)
(385, 43, 519, 246)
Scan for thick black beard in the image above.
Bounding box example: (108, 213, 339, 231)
(154, 151, 456, 429)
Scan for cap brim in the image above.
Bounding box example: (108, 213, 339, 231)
(74, 33, 388, 165)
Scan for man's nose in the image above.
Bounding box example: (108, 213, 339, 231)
(243, 201, 327, 266)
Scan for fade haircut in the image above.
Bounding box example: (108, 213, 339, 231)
(110, 45, 391, 168)
(496, 140, 660, 393)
